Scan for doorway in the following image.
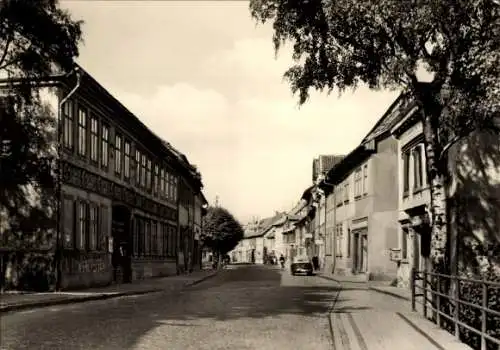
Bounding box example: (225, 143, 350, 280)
(111, 204, 132, 283)
(352, 229, 368, 274)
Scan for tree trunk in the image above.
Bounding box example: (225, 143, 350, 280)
(422, 111, 449, 275)
(416, 83, 450, 276)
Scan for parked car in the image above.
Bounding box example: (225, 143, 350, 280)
(290, 255, 314, 276)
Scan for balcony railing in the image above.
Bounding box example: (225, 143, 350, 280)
(411, 268, 500, 350)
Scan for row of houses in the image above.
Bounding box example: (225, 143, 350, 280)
(0, 65, 209, 290)
(232, 90, 499, 290)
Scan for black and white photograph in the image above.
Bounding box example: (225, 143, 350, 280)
(0, 0, 499, 349)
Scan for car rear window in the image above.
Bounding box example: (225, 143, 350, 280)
(293, 257, 310, 263)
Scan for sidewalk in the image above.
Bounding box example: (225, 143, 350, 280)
(0, 268, 218, 314)
(318, 273, 472, 350)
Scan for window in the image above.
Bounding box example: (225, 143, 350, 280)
(137, 217, 144, 256)
(336, 224, 343, 257)
(90, 116, 99, 162)
(101, 124, 109, 168)
(158, 223, 164, 256)
(145, 220, 151, 256)
(63, 197, 74, 248)
(146, 158, 152, 191)
(161, 168, 166, 198)
(413, 146, 423, 190)
(354, 169, 362, 197)
(77, 108, 87, 156)
(403, 151, 410, 195)
(343, 183, 349, 203)
(172, 176, 178, 202)
(140, 154, 146, 188)
(124, 141, 131, 180)
(135, 150, 141, 186)
(402, 228, 409, 260)
(347, 228, 351, 258)
(133, 218, 139, 256)
(162, 223, 167, 256)
(166, 172, 171, 201)
(63, 101, 74, 149)
(151, 221, 157, 256)
(77, 201, 88, 250)
(169, 225, 174, 257)
(153, 164, 159, 196)
(335, 185, 343, 206)
(362, 164, 368, 194)
(100, 205, 108, 251)
(89, 204, 98, 250)
(115, 134, 122, 175)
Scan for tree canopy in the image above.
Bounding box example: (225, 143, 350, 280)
(250, 0, 499, 136)
(0, 0, 83, 290)
(201, 206, 244, 255)
(250, 0, 500, 273)
(0, 0, 82, 80)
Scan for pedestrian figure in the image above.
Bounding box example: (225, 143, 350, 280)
(312, 256, 319, 271)
(279, 254, 285, 269)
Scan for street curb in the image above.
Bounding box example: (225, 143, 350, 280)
(396, 312, 446, 350)
(1, 270, 219, 314)
(183, 270, 219, 287)
(0, 289, 162, 314)
(316, 274, 369, 286)
(368, 286, 411, 301)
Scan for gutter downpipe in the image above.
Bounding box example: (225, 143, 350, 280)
(55, 67, 82, 291)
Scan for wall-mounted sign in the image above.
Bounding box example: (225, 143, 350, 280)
(389, 248, 402, 262)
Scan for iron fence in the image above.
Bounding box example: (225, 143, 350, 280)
(411, 268, 500, 350)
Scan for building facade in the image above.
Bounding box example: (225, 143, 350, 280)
(0, 66, 207, 290)
(318, 95, 414, 281)
(391, 99, 500, 288)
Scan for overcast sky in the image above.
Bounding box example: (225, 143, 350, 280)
(62, 1, 400, 223)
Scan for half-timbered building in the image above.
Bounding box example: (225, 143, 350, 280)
(1, 65, 207, 289)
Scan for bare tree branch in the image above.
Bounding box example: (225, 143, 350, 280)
(0, 32, 13, 69)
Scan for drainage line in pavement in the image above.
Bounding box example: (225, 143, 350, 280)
(346, 312, 368, 350)
(396, 312, 445, 350)
(327, 281, 343, 350)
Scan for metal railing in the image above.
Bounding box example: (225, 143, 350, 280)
(411, 268, 500, 350)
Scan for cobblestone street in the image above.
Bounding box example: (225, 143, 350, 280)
(1, 265, 467, 349)
(1, 265, 337, 350)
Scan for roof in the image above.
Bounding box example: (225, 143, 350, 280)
(301, 185, 316, 201)
(287, 214, 301, 221)
(321, 145, 376, 188)
(313, 155, 344, 182)
(318, 93, 417, 191)
(244, 212, 284, 238)
(0, 64, 204, 189)
(361, 92, 413, 144)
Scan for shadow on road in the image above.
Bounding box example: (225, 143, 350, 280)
(2, 265, 365, 349)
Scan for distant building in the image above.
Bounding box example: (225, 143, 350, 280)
(312, 155, 344, 183)
(230, 213, 283, 264)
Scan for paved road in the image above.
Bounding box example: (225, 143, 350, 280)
(1, 265, 440, 350)
(1, 265, 339, 350)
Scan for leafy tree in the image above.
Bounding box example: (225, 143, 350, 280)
(0, 0, 83, 290)
(250, 0, 500, 274)
(201, 206, 244, 262)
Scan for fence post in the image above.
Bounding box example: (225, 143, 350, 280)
(454, 275, 460, 339)
(423, 270, 428, 319)
(481, 282, 487, 350)
(411, 268, 416, 312)
(436, 275, 441, 326)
